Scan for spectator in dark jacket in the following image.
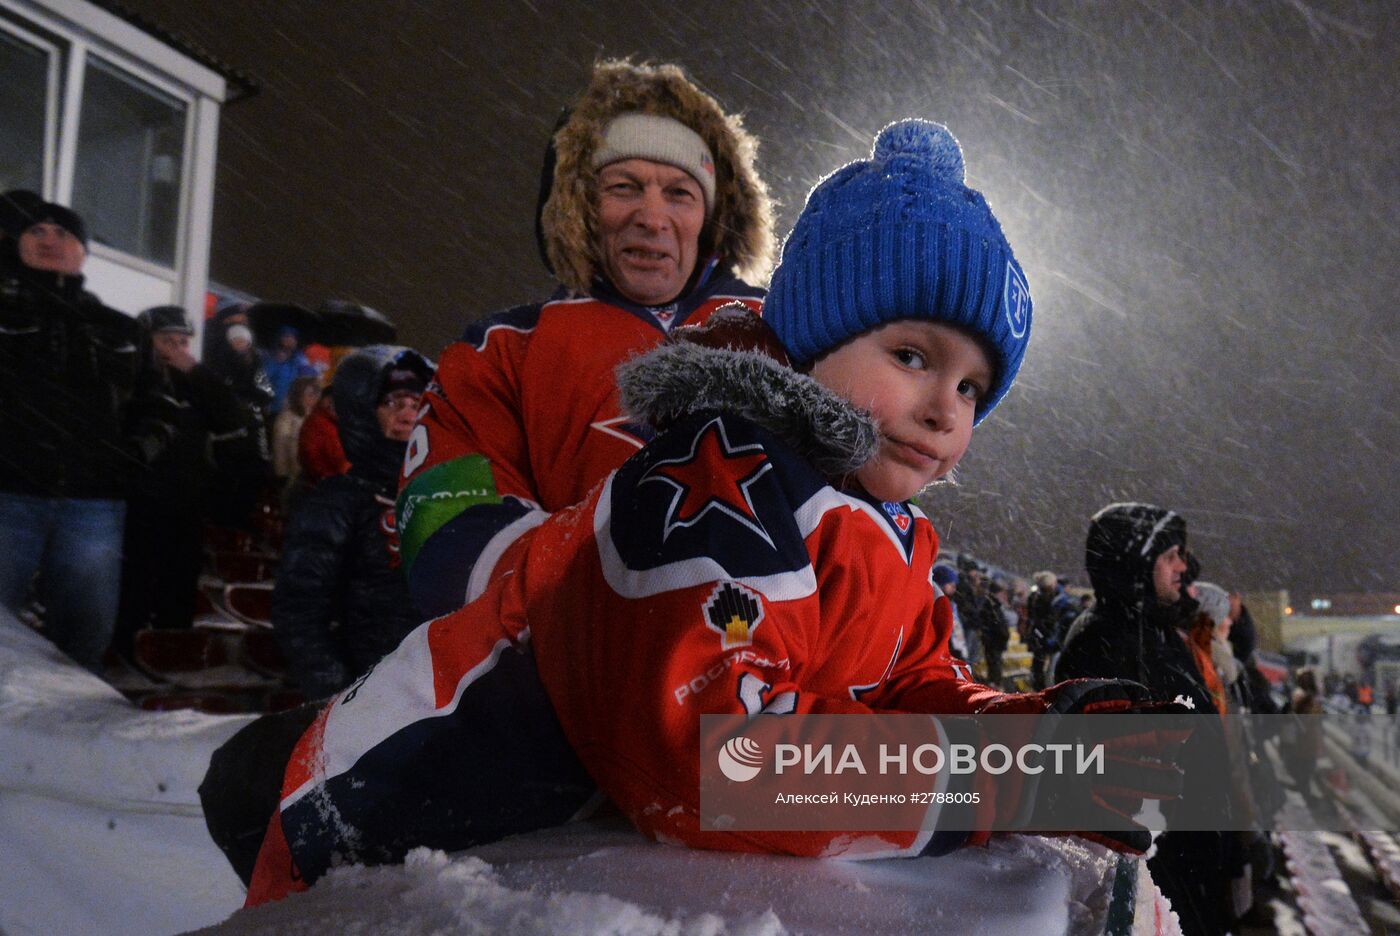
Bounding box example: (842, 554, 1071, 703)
(951, 555, 987, 669)
(272, 345, 433, 697)
(1055, 502, 1234, 936)
(983, 579, 1013, 687)
(1027, 570, 1076, 689)
(114, 306, 250, 653)
(0, 198, 147, 671)
(204, 319, 274, 529)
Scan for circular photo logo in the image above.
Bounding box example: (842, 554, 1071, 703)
(717, 735, 764, 783)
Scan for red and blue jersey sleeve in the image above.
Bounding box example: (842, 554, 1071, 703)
(395, 303, 548, 617)
(396, 288, 764, 620)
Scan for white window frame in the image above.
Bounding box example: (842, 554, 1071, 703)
(72, 47, 197, 274)
(2, 0, 231, 325)
(0, 13, 63, 196)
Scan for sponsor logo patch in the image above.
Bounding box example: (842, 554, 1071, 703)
(704, 581, 765, 650)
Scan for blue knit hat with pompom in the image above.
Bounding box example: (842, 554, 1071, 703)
(764, 119, 1031, 423)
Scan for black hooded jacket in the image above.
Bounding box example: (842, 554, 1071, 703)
(1053, 503, 1212, 712)
(272, 345, 433, 697)
(1054, 503, 1236, 935)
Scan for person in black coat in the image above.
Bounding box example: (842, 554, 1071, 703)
(271, 344, 433, 698)
(114, 306, 251, 651)
(1055, 502, 1235, 936)
(0, 198, 149, 671)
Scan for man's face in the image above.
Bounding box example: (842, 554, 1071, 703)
(376, 390, 421, 442)
(595, 158, 705, 306)
(152, 331, 191, 365)
(808, 320, 991, 503)
(1152, 545, 1188, 604)
(19, 222, 86, 275)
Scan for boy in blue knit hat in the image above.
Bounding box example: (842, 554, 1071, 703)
(246, 120, 1175, 902)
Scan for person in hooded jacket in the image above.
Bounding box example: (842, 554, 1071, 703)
(1055, 503, 1235, 936)
(396, 58, 776, 620)
(271, 346, 433, 698)
(241, 120, 1190, 905)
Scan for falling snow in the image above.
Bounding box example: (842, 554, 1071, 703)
(114, 0, 1398, 594)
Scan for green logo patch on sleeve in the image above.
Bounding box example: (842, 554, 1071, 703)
(395, 454, 501, 573)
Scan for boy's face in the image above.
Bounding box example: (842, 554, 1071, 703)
(809, 320, 992, 502)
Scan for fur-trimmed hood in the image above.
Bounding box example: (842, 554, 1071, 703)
(616, 340, 878, 479)
(541, 59, 776, 297)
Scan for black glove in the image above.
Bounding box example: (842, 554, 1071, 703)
(990, 680, 1193, 854)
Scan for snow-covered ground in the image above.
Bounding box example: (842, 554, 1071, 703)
(1, 610, 1175, 935)
(0, 612, 249, 935)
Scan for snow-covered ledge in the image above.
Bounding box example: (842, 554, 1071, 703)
(0, 610, 1179, 936)
(0, 610, 249, 935)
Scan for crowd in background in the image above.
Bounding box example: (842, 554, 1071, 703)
(0, 189, 432, 693)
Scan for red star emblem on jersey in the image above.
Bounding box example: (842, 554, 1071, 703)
(640, 417, 773, 544)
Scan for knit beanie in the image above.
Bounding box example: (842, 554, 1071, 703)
(0, 189, 43, 239)
(765, 119, 1031, 423)
(593, 113, 717, 214)
(931, 564, 959, 589)
(1194, 582, 1231, 629)
(28, 201, 89, 248)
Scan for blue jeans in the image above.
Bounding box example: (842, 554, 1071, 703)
(0, 491, 126, 672)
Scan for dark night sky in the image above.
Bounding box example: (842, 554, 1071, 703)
(121, 0, 1399, 597)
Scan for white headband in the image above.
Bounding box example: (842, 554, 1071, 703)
(593, 113, 716, 213)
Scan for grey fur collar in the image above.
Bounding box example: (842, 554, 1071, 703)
(616, 341, 879, 478)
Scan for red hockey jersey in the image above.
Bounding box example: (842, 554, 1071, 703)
(396, 269, 764, 618)
(257, 339, 1025, 902)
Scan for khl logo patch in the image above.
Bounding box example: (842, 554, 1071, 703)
(882, 501, 912, 533)
(1003, 261, 1030, 339)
